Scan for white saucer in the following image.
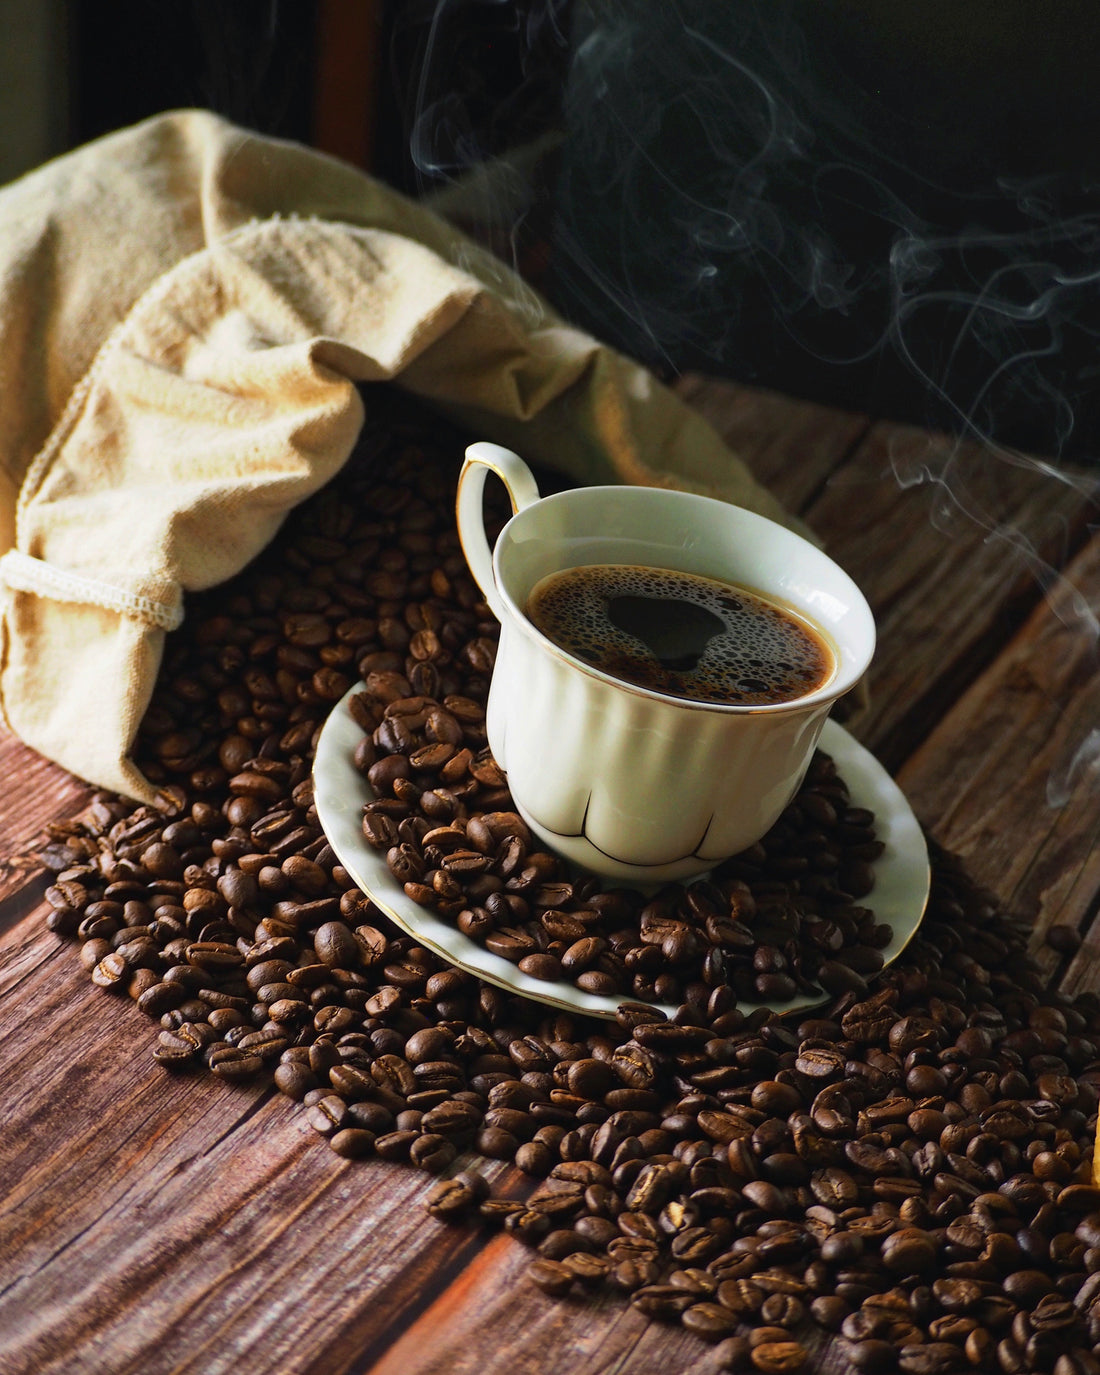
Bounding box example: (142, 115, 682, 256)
(312, 691, 930, 1022)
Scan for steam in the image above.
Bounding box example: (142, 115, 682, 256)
(1049, 729, 1100, 809)
(887, 214, 1100, 455)
(398, 0, 1100, 802)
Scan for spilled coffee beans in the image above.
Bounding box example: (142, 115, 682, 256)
(40, 390, 1100, 1373)
(354, 678, 889, 1006)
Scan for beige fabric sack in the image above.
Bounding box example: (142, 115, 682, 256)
(0, 110, 800, 805)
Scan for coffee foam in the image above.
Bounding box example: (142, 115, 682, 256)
(527, 564, 833, 705)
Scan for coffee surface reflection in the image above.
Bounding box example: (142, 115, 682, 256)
(526, 563, 834, 706)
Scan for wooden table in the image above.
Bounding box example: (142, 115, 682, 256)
(2, 374, 1099, 1374)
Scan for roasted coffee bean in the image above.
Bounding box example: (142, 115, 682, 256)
(207, 1046, 263, 1081)
(760, 1293, 804, 1328)
(567, 1058, 615, 1099)
(717, 1279, 765, 1317)
(409, 1133, 456, 1173)
(897, 1344, 962, 1375)
(346, 1101, 395, 1135)
(607, 1257, 660, 1292)
(881, 1228, 939, 1273)
(680, 1302, 738, 1340)
(750, 1340, 807, 1373)
(843, 1338, 896, 1372)
(426, 1178, 478, 1220)
(313, 922, 358, 967)
(329, 1128, 376, 1159)
(274, 1061, 318, 1100)
(374, 1130, 420, 1163)
(306, 1096, 349, 1135)
(575, 1215, 619, 1248)
(421, 1099, 480, 1137)
(810, 1295, 850, 1331)
(527, 1259, 573, 1298)
(91, 951, 131, 989)
(538, 1228, 589, 1262)
(518, 953, 564, 982)
(551, 1252, 605, 1289)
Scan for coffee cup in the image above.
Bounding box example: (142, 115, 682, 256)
(456, 442, 875, 882)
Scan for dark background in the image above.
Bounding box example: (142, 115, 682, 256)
(15, 0, 1100, 462)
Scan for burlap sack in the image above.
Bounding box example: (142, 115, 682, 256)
(0, 110, 801, 805)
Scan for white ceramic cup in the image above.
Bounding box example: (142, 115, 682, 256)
(456, 442, 876, 883)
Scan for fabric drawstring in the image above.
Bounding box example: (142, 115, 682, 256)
(0, 550, 184, 631)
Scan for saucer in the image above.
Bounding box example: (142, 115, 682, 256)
(312, 689, 930, 1022)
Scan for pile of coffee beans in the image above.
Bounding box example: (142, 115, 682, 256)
(358, 680, 891, 1005)
(40, 391, 1100, 1373)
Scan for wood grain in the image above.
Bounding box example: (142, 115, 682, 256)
(367, 1249, 717, 1375)
(0, 909, 512, 1375)
(673, 375, 870, 515)
(0, 725, 88, 898)
(896, 532, 1100, 961)
(806, 424, 1098, 769)
(672, 381, 1098, 772)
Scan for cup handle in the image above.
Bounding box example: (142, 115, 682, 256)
(457, 442, 542, 620)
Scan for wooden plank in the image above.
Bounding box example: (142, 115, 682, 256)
(673, 375, 870, 515)
(0, 911, 517, 1375)
(365, 1254, 709, 1375)
(361, 1243, 838, 1375)
(674, 379, 1097, 775)
(807, 423, 1099, 770)
(0, 726, 88, 900)
(895, 531, 1100, 976)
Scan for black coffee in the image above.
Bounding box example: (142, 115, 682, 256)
(526, 564, 834, 705)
